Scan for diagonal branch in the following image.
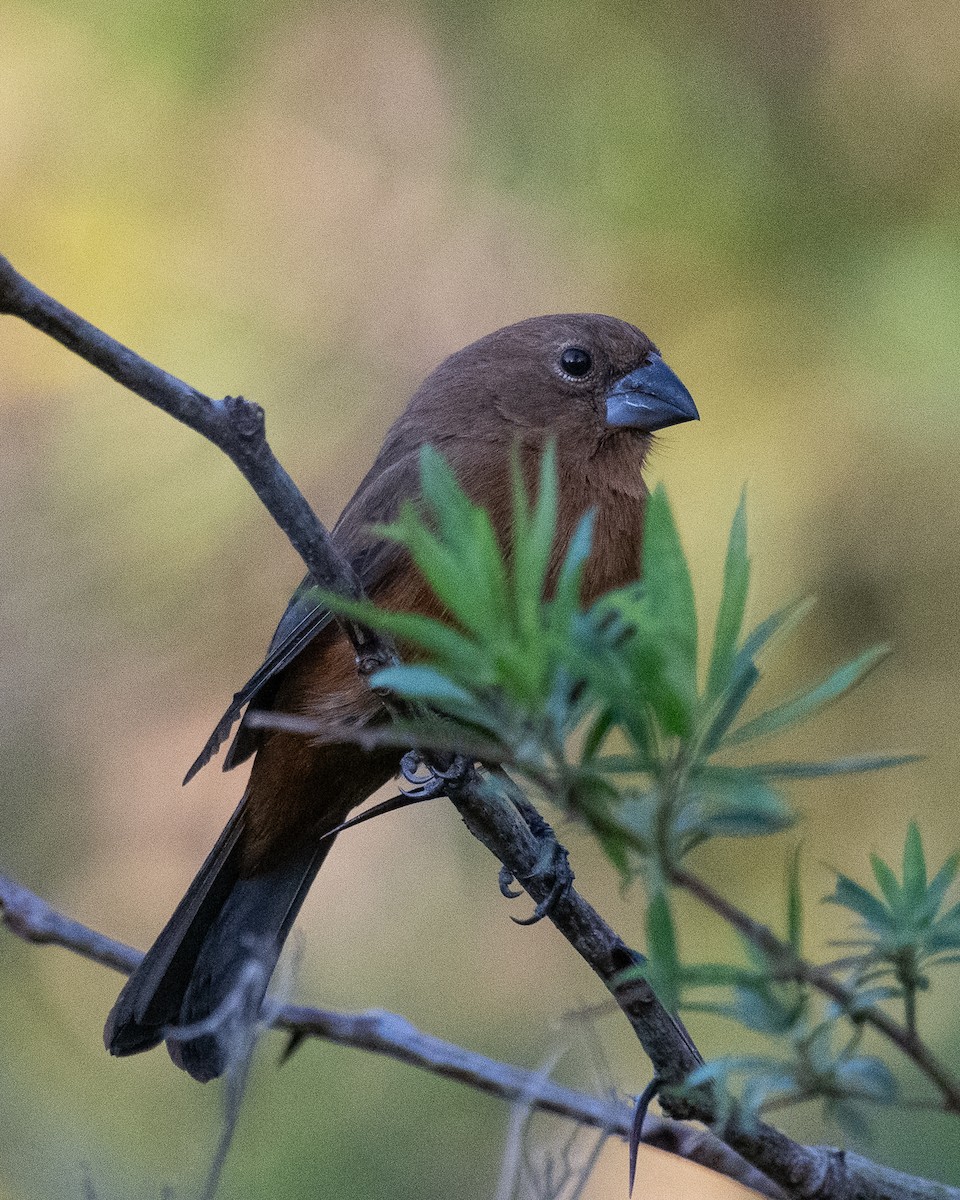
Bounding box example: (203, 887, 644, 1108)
(0, 872, 784, 1199)
(672, 866, 960, 1114)
(0, 254, 385, 668)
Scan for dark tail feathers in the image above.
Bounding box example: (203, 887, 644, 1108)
(104, 799, 328, 1082)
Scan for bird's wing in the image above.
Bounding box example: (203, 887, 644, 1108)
(183, 451, 422, 785)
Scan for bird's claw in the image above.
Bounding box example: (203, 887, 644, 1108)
(501, 842, 574, 926)
(498, 865, 523, 899)
(399, 751, 470, 799)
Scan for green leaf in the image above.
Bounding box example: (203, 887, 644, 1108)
(699, 659, 760, 754)
(369, 665, 475, 709)
(313, 592, 492, 680)
(619, 485, 698, 736)
(679, 770, 796, 840)
(643, 485, 697, 675)
(920, 853, 960, 923)
(594, 824, 633, 880)
(737, 595, 816, 664)
(726, 645, 890, 746)
(580, 710, 615, 763)
(787, 845, 803, 953)
(512, 443, 557, 641)
(870, 853, 902, 911)
(552, 510, 595, 624)
(706, 490, 750, 700)
(679, 963, 766, 989)
(414, 447, 512, 637)
(837, 1057, 897, 1104)
(702, 597, 814, 754)
(750, 754, 920, 778)
(645, 892, 681, 1011)
(826, 874, 891, 931)
(901, 822, 927, 909)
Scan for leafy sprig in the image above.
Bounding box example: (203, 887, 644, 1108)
(313, 443, 938, 1133)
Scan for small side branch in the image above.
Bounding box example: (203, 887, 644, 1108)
(672, 867, 960, 1114)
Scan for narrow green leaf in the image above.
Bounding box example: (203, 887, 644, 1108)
(595, 826, 633, 880)
(581, 710, 615, 762)
(837, 1057, 897, 1104)
(919, 853, 960, 923)
(901, 823, 927, 908)
(369, 665, 474, 709)
(552, 510, 595, 623)
(312, 590, 492, 681)
(646, 892, 680, 1010)
(642, 486, 698, 684)
(825, 874, 891, 930)
(702, 597, 815, 754)
(679, 963, 765, 989)
(737, 595, 816, 664)
(750, 754, 920, 778)
(512, 443, 557, 641)
(870, 853, 902, 911)
(726, 645, 890, 746)
(687, 1056, 783, 1087)
(699, 660, 760, 753)
(787, 845, 803, 953)
(706, 490, 750, 700)
(679, 770, 796, 840)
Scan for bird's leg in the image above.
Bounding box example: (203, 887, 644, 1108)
(320, 751, 470, 840)
(344, 754, 573, 924)
(494, 771, 575, 926)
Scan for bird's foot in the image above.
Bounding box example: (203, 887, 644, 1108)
(399, 750, 471, 798)
(498, 837, 574, 926)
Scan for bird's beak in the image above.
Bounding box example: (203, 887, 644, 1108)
(604, 354, 699, 432)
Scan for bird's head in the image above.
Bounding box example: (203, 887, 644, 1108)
(406, 313, 698, 453)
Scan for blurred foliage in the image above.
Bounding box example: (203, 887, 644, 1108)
(1, 0, 960, 1196)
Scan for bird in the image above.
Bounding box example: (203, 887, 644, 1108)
(104, 313, 698, 1081)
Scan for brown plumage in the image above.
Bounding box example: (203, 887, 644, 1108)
(104, 314, 698, 1080)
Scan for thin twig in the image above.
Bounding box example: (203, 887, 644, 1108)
(672, 866, 960, 1113)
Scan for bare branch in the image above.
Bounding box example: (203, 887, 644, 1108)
(0, 253, 385, 667)
(0, 872, 781, 1197)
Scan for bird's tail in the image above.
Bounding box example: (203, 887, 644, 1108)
(104, 794, 330, 1082)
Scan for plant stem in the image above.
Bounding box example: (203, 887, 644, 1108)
(672, 866, 960, 1113)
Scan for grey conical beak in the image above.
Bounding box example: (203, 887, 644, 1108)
(604, 354, 699, 432)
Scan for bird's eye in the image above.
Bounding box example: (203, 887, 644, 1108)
(559, 347, 593, 378)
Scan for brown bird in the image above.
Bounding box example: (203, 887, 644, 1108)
(104, 314, 698, 1080)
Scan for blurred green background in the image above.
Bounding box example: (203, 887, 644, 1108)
(1, 0, 959, 1196)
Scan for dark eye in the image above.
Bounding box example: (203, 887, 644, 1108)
(559, 346, 593, 378)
